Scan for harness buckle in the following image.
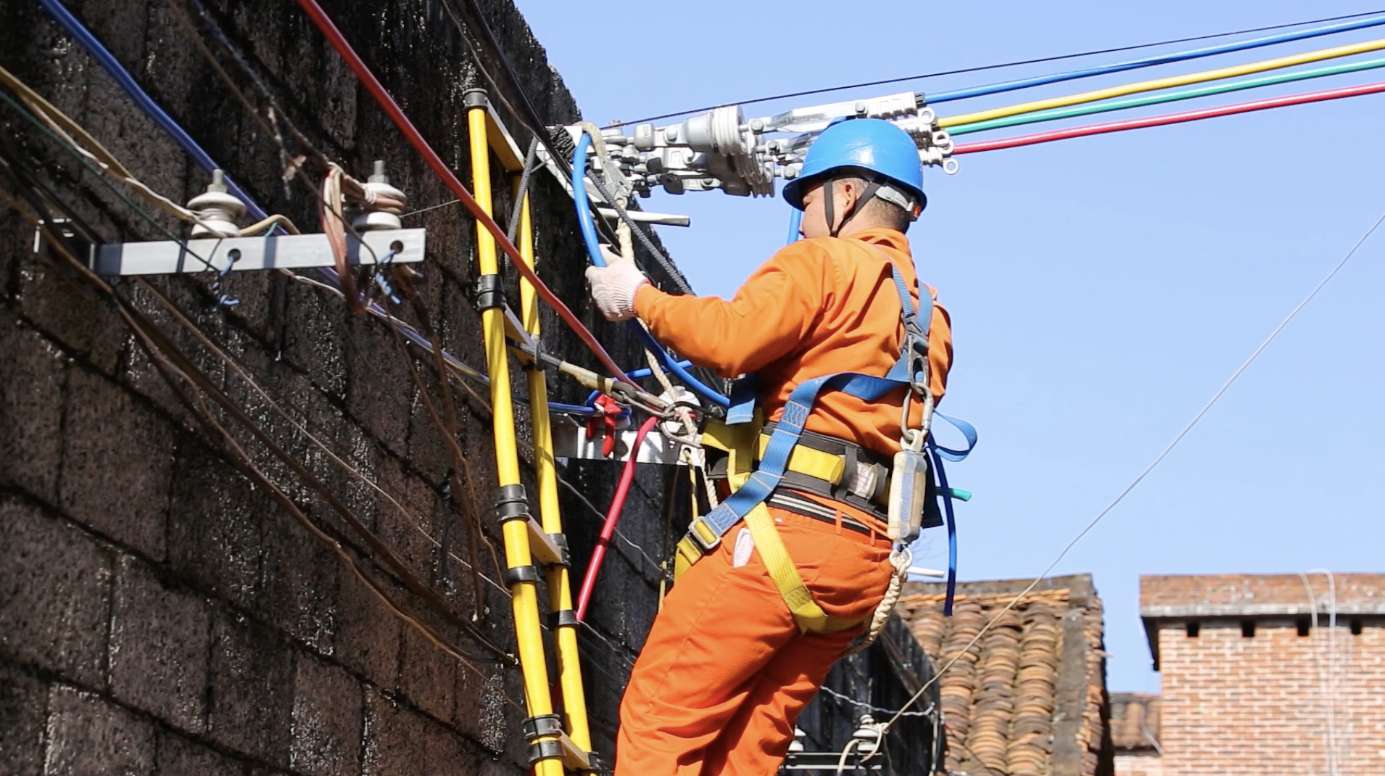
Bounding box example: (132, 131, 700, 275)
(685, 515, 722, 553)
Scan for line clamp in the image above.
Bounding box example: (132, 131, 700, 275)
(474, 273, 504, 310)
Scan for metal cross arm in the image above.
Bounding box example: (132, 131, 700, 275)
(90, 227, 426, 276)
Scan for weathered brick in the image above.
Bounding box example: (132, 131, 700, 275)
(60, 368, 175, 559)
(0, 313, 66, 500)
(290, 655, 363, 776)
(16, 257, 129, 375)
(454, 664, 511, 757)
(0, 497, 113, 687)
(259, 517, 339, 654)
(167, 438, 266, 609)
(397, 627, 456, 722)
(372, 454, 440, 589)
(206, 611, 294, 766)
(44, 685, 156, 776)
(0, 664, 47, 776)
(343, 315, 413, 454)
(279, 282, 347, 399)
(362, 691, 479, 776)
(109, 557, 209, 732)
(333, 563, 401, 687)
(157, 730, 246, 776)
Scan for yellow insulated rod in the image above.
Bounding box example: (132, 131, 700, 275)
(515, 179, 593, 755)
(466, 101, 564, 776)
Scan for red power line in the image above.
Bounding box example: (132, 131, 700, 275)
(575, 415, 661, 622)
(295, 0, 632, 384)
(954, 79, 1385, 155)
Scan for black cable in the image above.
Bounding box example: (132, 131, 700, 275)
(442, 0, 696, 294)
(605, 7, 1385, 127)
(505, 136, 539, 245)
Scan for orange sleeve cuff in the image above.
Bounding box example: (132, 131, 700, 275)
(632, 282, 664, 321)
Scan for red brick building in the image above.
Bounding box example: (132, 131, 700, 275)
(1126, 573, 1385, 775)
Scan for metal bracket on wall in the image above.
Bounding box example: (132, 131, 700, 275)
(88, 228, 426, 277)
(551, 417, 703, 467)
(32, 217, 94, 265)
(780, 751, 883, 771)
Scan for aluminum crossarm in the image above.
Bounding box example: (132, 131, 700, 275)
(551, 418, 702, 467)
(91, 228, 426, 276)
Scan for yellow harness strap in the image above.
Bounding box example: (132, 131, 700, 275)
(675, 418, 863, 634)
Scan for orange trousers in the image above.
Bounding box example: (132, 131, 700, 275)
(615, 507, 894, 776)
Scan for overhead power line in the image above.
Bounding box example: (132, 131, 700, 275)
(605, 8, 1385, 127)
(952, 79, 1385, 155)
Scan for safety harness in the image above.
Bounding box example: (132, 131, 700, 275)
(674, 248, 974, 633)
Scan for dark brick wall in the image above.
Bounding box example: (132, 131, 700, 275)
(0, 1, 674, 773)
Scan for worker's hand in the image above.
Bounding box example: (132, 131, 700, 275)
(585, 261, 648, 321)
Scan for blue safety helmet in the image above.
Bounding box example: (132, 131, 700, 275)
(782, 118, 926, 217)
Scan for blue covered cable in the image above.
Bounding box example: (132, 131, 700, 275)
(929, 442, 959, 617)
(38, 0, 272, 224)
(930, 12, 1385, 104)
(785, 209, 802, 245)
(572, 134, 729, 408)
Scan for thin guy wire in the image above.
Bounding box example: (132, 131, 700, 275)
(815, 684, 935, 719)
(881, 203, 1385, 734)
(606, 8, 1385, 127)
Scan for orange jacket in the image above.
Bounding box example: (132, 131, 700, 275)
(633, 227, 952, 459)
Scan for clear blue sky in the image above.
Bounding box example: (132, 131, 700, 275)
(516, 0, 1385, 692)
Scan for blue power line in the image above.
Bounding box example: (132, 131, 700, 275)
(572, 134, 730, 408)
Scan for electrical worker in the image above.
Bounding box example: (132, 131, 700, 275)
(585, 118, 952, 775)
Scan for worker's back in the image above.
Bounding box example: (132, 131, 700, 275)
(751, 227, 952, 458)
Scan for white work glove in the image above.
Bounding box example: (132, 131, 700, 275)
(585, 261, 648, 321)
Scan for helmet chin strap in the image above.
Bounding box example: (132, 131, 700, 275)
(824, 177, 884, 238)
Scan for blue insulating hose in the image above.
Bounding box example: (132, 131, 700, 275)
(929, 442, 959, 617)
(572, 134, 729, 408)
(929, 12, 1385, 104)
(582, 358, 693, 408)
(548, 402, 599, 417)
(785, 209, 802, 245)
(37, 0, 599, 420)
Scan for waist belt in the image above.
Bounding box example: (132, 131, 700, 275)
(756, 423, 892, 520)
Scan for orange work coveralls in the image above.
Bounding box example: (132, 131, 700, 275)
(614, 227, 953, 775)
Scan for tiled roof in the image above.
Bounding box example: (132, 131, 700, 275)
(1140, 573, 1385, 618)
(1109, 692, 1161, 753)
(898, 575, 1110, 776)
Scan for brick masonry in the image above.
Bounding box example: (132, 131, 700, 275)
(0, 1, 937, 774)
(0, 0, 677, 773)
(1130, 574, 1385, 776)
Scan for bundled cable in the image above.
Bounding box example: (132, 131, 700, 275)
(953, 78, 1385, 155)
(947, 55, 1385, 136)
(939, 35, 1385, 128)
